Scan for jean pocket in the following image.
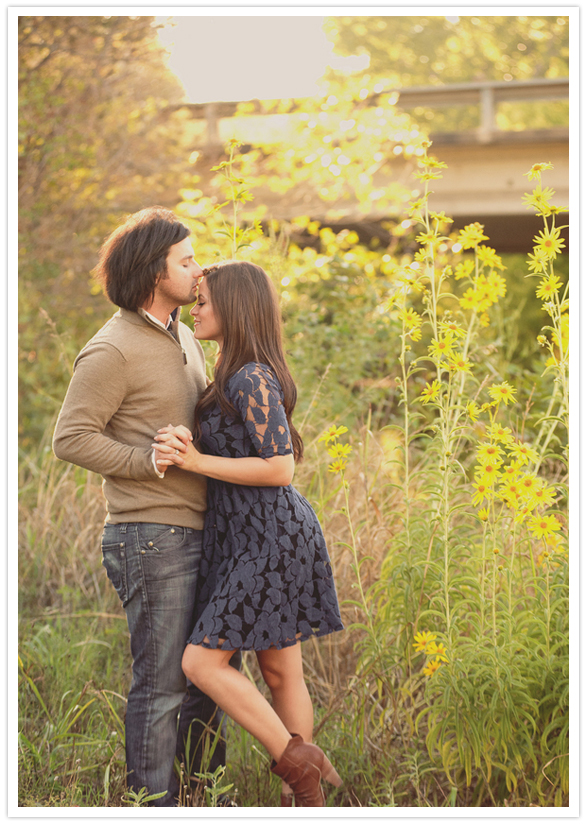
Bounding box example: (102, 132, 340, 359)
(101, 542, 128, 606)
(138, 524, 188, 555)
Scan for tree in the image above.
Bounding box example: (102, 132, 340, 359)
(324, 15, 569, 86)
(322, 15, 569, 131)
(18, 15, 194, 444)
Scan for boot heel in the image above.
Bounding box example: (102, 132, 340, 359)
(321, 757, 342, 788)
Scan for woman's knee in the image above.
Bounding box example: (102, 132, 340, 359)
(182, 644, 207, 689)
(182, 645, 235, 692)
(258, 647, 303, 692)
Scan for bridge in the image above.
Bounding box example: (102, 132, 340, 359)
(178, 78, 569, 253)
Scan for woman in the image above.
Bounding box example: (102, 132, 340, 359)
(153, 260, 344, 807)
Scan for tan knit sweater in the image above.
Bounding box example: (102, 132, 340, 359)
(53, 308, 208, 529)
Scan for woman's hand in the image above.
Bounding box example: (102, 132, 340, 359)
(152, 425, 203, 474)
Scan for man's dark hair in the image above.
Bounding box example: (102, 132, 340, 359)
(93, 207, 190, 311)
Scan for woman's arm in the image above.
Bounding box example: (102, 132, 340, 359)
(153, 426, 295, 487)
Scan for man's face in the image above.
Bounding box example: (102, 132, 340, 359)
(155, 236, 203, 309)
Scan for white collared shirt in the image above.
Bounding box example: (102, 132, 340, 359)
(146, 311, 172, 478)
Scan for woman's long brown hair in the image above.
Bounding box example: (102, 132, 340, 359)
(193, 260, 303, 461)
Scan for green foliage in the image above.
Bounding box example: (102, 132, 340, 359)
(323, 16, 569, 133)
(325, 16, 569, 88)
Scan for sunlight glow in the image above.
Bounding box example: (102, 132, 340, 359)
(156, 16, 369, 103)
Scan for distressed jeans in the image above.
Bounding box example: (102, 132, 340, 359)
(101, 522, 229, 807)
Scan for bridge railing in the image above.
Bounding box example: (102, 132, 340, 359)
(385, 78, 569, 143)
(167, 78, 569, 149)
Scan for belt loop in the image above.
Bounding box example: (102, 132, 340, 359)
(120, 524, 127, 535)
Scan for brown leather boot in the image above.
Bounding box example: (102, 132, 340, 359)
(280, 792, 294, 806)
(271, 734, 342, 807)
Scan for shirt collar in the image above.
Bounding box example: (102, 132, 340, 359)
(144, 308, 178, 330)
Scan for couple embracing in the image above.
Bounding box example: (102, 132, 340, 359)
(53, 207, 344, 807)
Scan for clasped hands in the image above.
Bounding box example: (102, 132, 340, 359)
(152, 424, 201, 473)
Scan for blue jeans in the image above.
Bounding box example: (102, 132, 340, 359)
(101, 522, 227, 807)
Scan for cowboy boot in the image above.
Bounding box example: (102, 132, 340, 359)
(271, 734, 342, 807)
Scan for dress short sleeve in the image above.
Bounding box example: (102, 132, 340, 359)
(231, 364, 293, 459)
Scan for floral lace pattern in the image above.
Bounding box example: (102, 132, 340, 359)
(187, 362, 343, 651)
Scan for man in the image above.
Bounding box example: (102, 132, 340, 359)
(53, 207, 230, 806)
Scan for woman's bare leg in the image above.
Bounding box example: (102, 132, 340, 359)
(182, 644, 291, 761)
(257, 643, 314, 799)
(256, 643, 313, 740)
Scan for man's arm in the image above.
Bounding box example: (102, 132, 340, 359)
(53, 342, 158, 480)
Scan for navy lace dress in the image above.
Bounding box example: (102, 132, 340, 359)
(187, 362, 343, 651)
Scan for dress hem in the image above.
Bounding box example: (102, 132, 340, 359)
(186, 623, 344, 652)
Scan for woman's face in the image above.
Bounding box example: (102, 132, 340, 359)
(190, 277, 223, 347)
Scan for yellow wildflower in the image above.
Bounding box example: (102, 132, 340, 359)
(446, 352, 473, 373)
(522, 184, 556, 215)
(413, 630, 437, 652)
(458, 222, 489, 250)
(328, 458, 348, 474)
(423, 658, 443, 677)
(479, 312, 491, 328)
(428, 337, 454, 360)
(528, 483, 557, 510)
(476, 443, 503, 464)
(499, 478, 522, 508)
(528, 513, 562, 539)
(416, 229, 439, 245)
(533, 226, 566, 259)
(519, 473, 540, 498)
(477, 507, 490, 522)
(488, 382, 517, 406)
(477, 246, 505, 270)
(514, 505, 531, 524)
(408, 198, 426, 216)
(421, 158, 448, 170)
(486, 271, 507, 298)
(472, 481, 491, 507)
(545, 532, 564, 551)
(503, 461, 522, 478)
(428, 642, 449, 662)
(466, 401, 481, 422)
(413, 248, 431, 263)
(526, 248, 549, 275)
(419, 380, 442, 405)
(475, 462, 502, 486)
(524, 162, 554, 180)
(319, 425, 349, 444)
(454, 259, 475, 281)
(485, 423, 515, 445)
(439, 320, 466, 340)
(399, 308, 423, 340)
(429, 210, 453, 224)
(536, 275, 563, 301)
(327, 443, 352, 460)
(459, 288, 478, 311)
(415, 170, 443, 182)
(508, 440, 539, 466)
(399, 307, 422, 328)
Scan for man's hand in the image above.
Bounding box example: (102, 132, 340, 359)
(152, 424, 201, 473)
